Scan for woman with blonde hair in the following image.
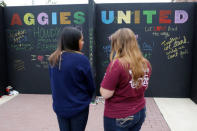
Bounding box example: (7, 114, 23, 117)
(48, 27, 95, 131)
(100, 28, 152, 131)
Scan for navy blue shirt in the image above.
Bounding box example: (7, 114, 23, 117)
(49, 52, 95, 118)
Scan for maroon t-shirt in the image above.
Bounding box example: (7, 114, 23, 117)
(101, 59, 152, 118)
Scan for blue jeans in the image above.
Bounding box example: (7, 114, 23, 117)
(56, 106, 89, 131)
(104, 107, 146, 131)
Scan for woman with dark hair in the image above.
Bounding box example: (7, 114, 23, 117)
(48, 27, 95, 131)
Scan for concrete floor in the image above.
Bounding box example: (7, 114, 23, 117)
(154, 98, 197, 131)
(0, 94, 196, 131)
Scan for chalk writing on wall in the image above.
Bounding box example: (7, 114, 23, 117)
(34, 27, 60, 51)
(141, 41, 154, 59)
(161, 36, 189, 60)
(103, 45, 111, 58)
(31, 54, 49, 69)
(137, 33, 154, 60)
(7, 29, 34, 51)
(7, 27, 60, 51)
(101, 10, 189, 24)
(14, 59, 25, 71)
(145, 25, 178, 39)
(89, 28, 94, 67)
(10, 43, 34, 51)
(10, 11, 86, 26)
(7, 29, 26, 43)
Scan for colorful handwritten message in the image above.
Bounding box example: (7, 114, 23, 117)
(31, 54, 49, 69)
(14, 59, 25, 71)
(161, 36, 189, 60)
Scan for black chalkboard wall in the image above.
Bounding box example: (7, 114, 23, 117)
(191, 3, 197, 103)
(0, 7, 7, 96)
(4, 5, 89, 94)
(95, 3, 194, 97)
(3, 3, 197, 98)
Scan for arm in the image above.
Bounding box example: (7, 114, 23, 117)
(79, 55, 96, 98)
(100, 87, 114, 99)
(100, 60, 121, 99)
(86, 67, 96, 97)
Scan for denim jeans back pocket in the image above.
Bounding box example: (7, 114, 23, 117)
(116, 113, 140, 128)
(116, 116, 134, 128)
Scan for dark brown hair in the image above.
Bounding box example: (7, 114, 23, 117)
(48, 27, 82, 67)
